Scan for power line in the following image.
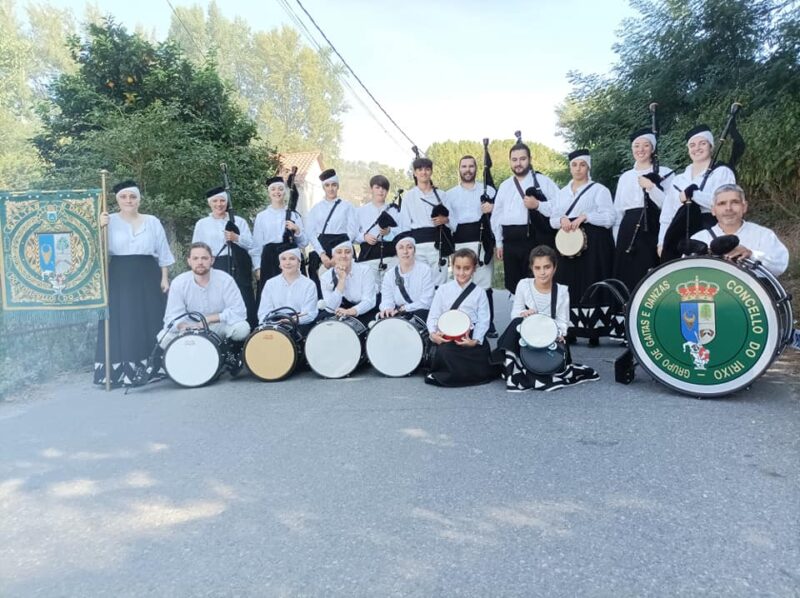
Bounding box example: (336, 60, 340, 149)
(292, 0, 419, 152)
(163, 0, 205, 58)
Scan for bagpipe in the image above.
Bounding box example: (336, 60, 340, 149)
(477, 138, 496, 266)
(357, 189, 402, 271)
(217, 163, 253, 280)
(413, 145, 454, 267)
(282, 166, 300, 246)
(625, 102, 662, 254)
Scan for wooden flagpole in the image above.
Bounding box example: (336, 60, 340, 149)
(100, 170, 111, 391)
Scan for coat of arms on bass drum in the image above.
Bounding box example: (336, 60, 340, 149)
(677, 276, 719, 370)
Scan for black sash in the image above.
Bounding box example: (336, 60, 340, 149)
(451, 282, 476, 310)
(512, 171, 554, 243)
(707, 227, 718, 239)
(526, 283, 557, 318)
(316, 199, 342, 256)
(395, 266, 414, 304)
(563, 182, 596, 217)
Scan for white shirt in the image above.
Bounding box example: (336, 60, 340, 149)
(511, 280, 570, 337)
(549, 180, 615, 229)
(613, 166, 674, 239)
(659, 164, 736, 246)
(355, 202, 398, 243)
(107, 213, 175, 267)
(306, 198, 358, 255)
(320, 261, 377, 315)
(691, 221, 789, 277)
(250, 206, 308, 269)
(398, 186, 455, 233)
(491, 171, 560, 247)
(257, 273, 319, 324)
(192, 214, 253, 258)
(164, 269, 246, 328)
(379, 261, 435, 312)
(446, 183, 496, 230)
(427, 279, 490, 344)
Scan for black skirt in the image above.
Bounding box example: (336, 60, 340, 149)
(214, 254, 257, 329)
(94, 255, 166, 386)
(425, 341, 499, 387)
(613, 205, 660, 294)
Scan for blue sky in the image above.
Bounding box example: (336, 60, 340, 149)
(39, 0, 638, 166)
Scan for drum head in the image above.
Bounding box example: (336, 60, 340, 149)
(366, 317, 425, 377)
(305, 318, 365, 378)
(627, 256, 783, 397)
(519, 314, 559, 348)
(555, 229, 585, 257)
(244, 327, 298, 381)
(164, 333, 221, 388)
(438, 310, 471, 339)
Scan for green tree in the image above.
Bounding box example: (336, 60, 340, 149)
(35, 19, 277, 244)
(331, 159, 409, 205)
(426, 139, 569, 190)
(557, 0, 800, 222)
(168, 3, 347, 159)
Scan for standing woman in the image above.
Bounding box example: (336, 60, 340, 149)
(250, 176, 307, 308)
(95, 180, 174, 387)
(613, 129, 674, 293)
(192, 187, 256, 328)
(550, 149, 615, 345)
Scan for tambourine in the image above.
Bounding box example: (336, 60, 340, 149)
(437, 309, 471, 341)
(555, 227, 588, 258)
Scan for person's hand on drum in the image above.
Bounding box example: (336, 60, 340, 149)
(335, 306, 357, 318)
(455, 336, 478, 347)
(430, 331, 449, 345)
(520, 308, 537, 318)
(378, 308, 396, 319)
(724, 244, 753, 262)
(364, 233, 379, 245)
(100, 212, 109, 227)
(560, 216, 572, 232)
(570, 214, 587, 231)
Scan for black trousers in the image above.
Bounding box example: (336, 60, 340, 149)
(502, 237, 536, 294)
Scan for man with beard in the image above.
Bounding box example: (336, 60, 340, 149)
(491, 140, 561, 294)
(159, 242, 250, 373)
(447, 155, 498, 337)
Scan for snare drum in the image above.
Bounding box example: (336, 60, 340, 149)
(305, 316, 368, 378)
(243, 322, 303, 381)
(555, 228, 588, 258)
(437, 309, 471, 340)
(517, 314, 566, 374)
(163, 329, 223, 387)
(366, 315, 430, 377)
(627, 256, 793, 397)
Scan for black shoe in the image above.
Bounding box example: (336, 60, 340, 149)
(486, 325, 498, 339)
(588, 337, 599, 347)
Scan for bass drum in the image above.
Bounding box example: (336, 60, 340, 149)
(305, 316, 367, 378)
(366, 315, 430, 377)
(243, 322, 303, 381)
(627, 256, 793, 397)
(163, 329, 223, 388)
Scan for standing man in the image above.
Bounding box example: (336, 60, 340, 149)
(355, 174, 399, 284)
(448, 155, 498, 337)
(491, 139, 561, 294)
(398, 156, 454, 287)
(305, 168, 358, 297)
(159, 242, 251, 374)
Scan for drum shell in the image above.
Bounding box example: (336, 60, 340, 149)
(366, 315, 430, 377)
(626, 256, 793, 397)
(243, 322, 303, 381)
(163, 329, 223, 388)
(305, 316, 368, 378)
(520, 343, 567, 375)
(555, 228, 588, 258)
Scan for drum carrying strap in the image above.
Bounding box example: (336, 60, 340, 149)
(707, 227, 718, 239)
(563, 182, 596, 217)
(395, 266, 414, 304)
(321, 199, 341, 236)
(450, 282, 476, 310)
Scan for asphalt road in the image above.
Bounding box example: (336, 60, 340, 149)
(1, 292, 798, 597)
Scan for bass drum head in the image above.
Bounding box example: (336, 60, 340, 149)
(366, 317, 425, 377)
(305, 318, 365, 378)
(244, 326, 298, 381)
(627, 256, 782, 397)
(519, 314, 559, 348)
(164, 332, 221, 388)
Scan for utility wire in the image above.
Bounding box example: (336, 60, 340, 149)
(164, 0, 205, 58)
(292, 0, 419, 151)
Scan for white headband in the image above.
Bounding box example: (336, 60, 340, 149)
(332, 240, 352, 253)
(268, 181, 286, 190)
(116, 186, 140, 198)
(395, 236, 416, 249)
(207, 192, 228, 202)
(632, 133, 657, 150)
(279, 247, 302, 260)
(688, 131, 714, 147)
(572, 155, 591, 168)
(322, 175, 339, 185)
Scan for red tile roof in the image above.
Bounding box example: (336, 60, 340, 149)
(278, 152, 324, 183)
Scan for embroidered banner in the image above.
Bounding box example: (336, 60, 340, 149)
(0, 189, 107, 318)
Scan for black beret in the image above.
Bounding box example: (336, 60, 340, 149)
(112, 180, 139, 194)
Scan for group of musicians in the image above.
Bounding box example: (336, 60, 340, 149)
(94, 124, 790, 390)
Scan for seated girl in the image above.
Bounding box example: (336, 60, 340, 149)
(425, 248, 499, 387)
(378, 236, 434, 322)
(493, 245, 599, 391)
